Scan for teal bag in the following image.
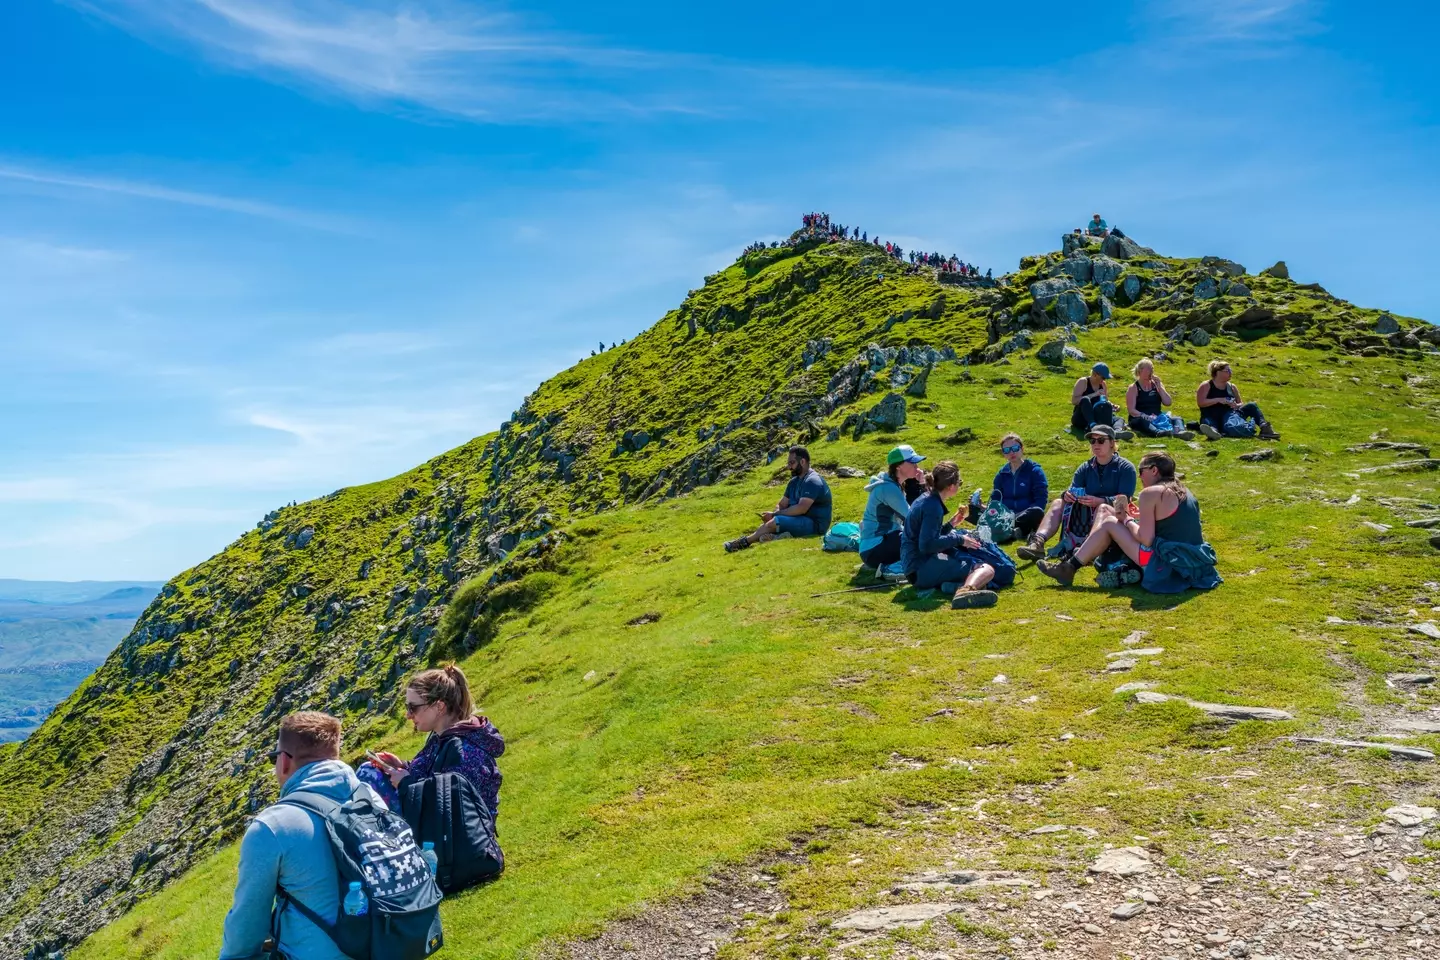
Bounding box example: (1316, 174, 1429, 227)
(822, 522, 861, 552)
(977, 501, 1017, 544)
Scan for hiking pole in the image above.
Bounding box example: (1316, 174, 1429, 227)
(810, 580, 901, 598)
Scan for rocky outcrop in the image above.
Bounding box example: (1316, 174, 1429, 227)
(1101, 234, 1144, 260)
(1029, 276, 1077, 308)
(1261, 261, 1289, 279)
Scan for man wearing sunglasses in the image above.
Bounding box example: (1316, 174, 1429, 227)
(221, 712, 383, 960)
(1017, 424, 1136, 561)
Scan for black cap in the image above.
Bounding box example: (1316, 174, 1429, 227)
(1085, 424, 1116, 441)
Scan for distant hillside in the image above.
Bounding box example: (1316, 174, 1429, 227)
(1, 226, 1436, 960)
(0, 582, 162, 743)
(0, 580, 164, 605)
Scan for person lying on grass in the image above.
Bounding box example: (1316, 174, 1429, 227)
(1196, 359, 1280, 440)
(1017, 424, 1137, 562)
(899, 460, 999, 609)
(1036, 451, 1220, 592)
(724, 445, 833, 552)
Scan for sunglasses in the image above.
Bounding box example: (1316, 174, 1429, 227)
(1000, 444, 1022, 455)
(267, 748, 291, 762)
(1088, 438, 1109, 445)
(404, 699, 431, 715)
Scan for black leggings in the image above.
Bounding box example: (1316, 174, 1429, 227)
(1203, 402, 1267, 430)
(1072, 396, 1115, 432)
(860, 531, 901, 567)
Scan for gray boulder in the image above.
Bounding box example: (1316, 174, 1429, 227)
(1202, 256, 1246, 277)
(1053, 289, 1090, 326)
(1060, 255, 1093, 283)
(1194, 277, 1219, 300)
(1029, 276, 1077, 308)
(1261, 261, 1289, 279)
(1101, 234, 1144, 260)
(906, 364, 931, 397)
(1036, 339, 1067, 363)
(1227, 281, 1252, 298)
(1098, 280, 1116, 299)
(1090, 255, 1123, 285)
(857, 392, 907, 435)
(1062, 344, 1088, 362)
(1099, 295, 1114, 322)
(1376, 314, 1400, 334)
(1189, 328, 1212, 346)
(1061, 233, 1093, 257)
(1120, 274, 1142, 304)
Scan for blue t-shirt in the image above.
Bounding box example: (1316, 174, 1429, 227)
(1071, 455, 1137, 500)
(785, 469, 833, 529)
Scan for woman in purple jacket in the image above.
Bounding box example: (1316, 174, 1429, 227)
(359, 664, 505, 819)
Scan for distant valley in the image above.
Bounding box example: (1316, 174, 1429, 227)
(0, 581, 163, 742)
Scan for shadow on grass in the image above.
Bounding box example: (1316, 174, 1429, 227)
(1024, 580, 1208, 611)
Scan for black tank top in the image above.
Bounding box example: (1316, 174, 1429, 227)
(1080, 377, 1101, 398)
(1205, 381, 1234, 403)
(1154, 494, 1204, 545)
(1202, 381, 1234, 424)
(1133, 380, 1162, 415)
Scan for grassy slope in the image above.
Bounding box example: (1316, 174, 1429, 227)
(75, 325, 1439, 959)
(0, 239, 994, 954)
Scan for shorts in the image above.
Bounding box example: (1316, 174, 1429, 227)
(774, 514, 819, 537)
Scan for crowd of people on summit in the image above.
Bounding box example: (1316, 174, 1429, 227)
(740, 213, 994, 285)
(720, 349, 1274, 607)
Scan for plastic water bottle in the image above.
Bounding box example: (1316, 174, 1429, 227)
(343, 881, 368, 917)
(420, 842, 438, 876)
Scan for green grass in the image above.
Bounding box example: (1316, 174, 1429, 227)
(72, 325, 1439, 959)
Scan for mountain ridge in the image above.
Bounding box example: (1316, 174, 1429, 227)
(1, 224, 1436, 959)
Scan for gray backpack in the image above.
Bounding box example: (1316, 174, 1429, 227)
(274, 785, 445, 959)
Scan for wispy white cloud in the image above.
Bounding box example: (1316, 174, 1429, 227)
(0, 161, 360, 232)
(1146, 0, 1321, 44)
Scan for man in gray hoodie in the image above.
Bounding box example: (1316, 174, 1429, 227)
(220, 711, 386, 960)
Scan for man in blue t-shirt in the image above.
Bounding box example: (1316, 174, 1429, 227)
(724, 445, 833, 552)
(1087, 213, 1109, 237)
(1016, 424, 1137, 561)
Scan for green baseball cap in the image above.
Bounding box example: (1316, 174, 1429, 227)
(886, 444, 926, 467)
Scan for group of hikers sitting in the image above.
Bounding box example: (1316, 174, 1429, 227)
(720, 355, 1277, 606)
(1070, 357, 1280, 442)
(220, 664, 505, 960)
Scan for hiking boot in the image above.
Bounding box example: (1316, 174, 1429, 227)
(1016, 535, 1046, 561)
(1121, 567, 1144, 585)
(1173, 429, 1196, 441)
(1037, 557, 1077, 586)
(1198, 422, 1222, 441)
(1258, 422, 1281, 440)
(1114, 428, 1135, 441)
(723, 536, 750, 553)
(951, 588, 999, 610)
(938, 581, 961, 597)
(1095, 568, 1120, 589)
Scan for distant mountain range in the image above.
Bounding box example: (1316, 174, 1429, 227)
(0, 580, 162, 741)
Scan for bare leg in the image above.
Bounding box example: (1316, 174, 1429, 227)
(963, 563, 995, 590)
(1033, 498, 1064, 542)
(1074, 516, 1144, 566)
(745, 518, 779, 545)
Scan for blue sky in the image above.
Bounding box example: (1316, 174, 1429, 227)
(1, 0, 1437, 581)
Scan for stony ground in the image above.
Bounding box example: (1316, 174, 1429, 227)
(551, 756, 1439, 960)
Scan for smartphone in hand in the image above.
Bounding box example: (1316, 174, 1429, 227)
(365, 749, 392, 770)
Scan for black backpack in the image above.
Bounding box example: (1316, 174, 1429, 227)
(274, 785, 445, 959)
(399, 739, 504, 893)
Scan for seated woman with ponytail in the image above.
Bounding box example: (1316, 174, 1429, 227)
(1037, 451, 1221, 593)
(359, 663, 504, 816)
(358, 664, 507, 889)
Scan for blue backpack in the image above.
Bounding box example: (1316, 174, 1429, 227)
(1221, 410, 1257, 438)
(957, 537, 1018, 589)
(822, 521, 861, 552)
(275, 785, 445, 960)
